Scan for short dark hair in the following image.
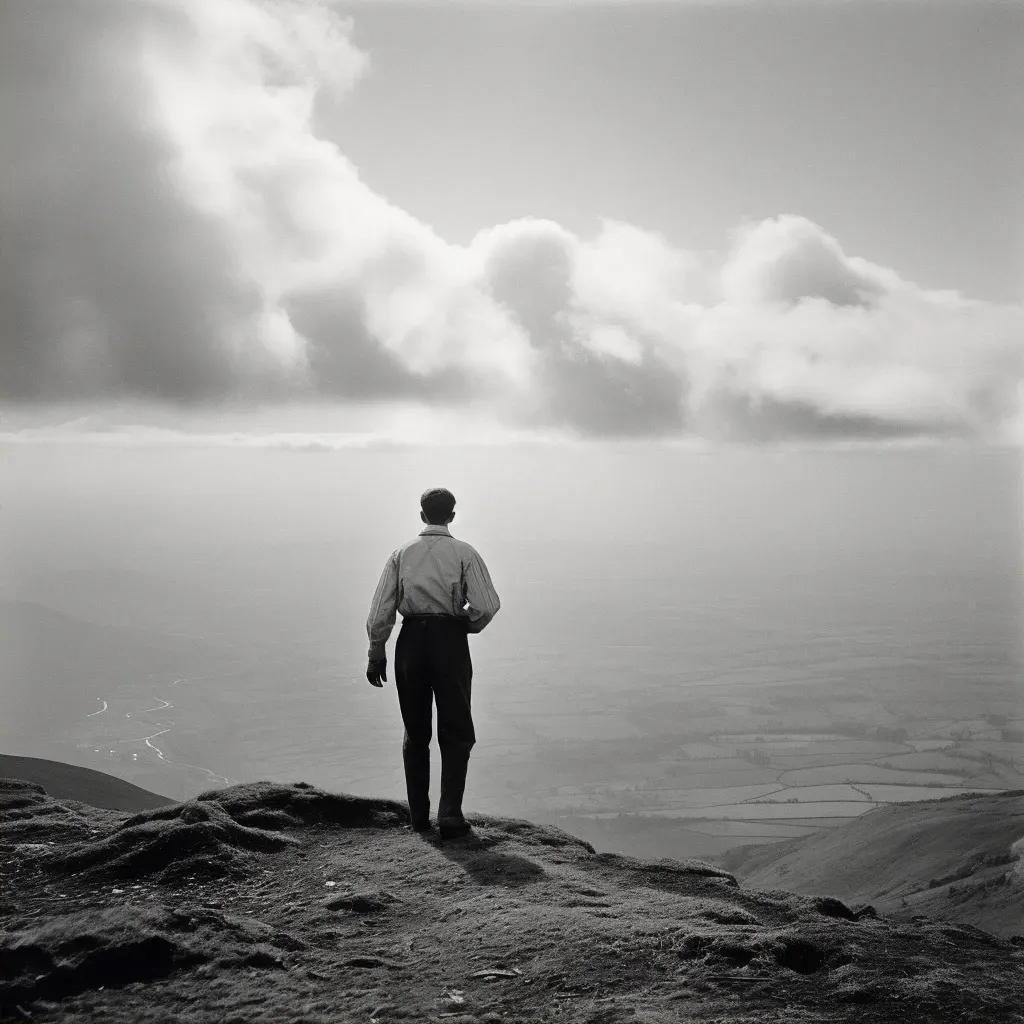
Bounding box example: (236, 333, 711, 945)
(420, 487, 456, 524)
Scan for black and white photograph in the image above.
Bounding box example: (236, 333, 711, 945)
(2, 0, 1023, 1020)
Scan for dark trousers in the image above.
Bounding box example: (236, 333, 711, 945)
(395, 616, 475, 825)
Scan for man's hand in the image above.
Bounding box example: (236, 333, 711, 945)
(366, 657, 387, 687)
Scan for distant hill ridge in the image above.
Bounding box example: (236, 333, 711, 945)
(722, 789, 1024, 938)
(2, 762, 1024, 1021)
(0, 755, 172, 813)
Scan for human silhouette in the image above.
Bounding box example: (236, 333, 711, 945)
(366, 487, 500, 838)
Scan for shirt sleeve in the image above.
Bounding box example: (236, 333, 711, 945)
(366, 550, 399, 660)
(463, 547, 500, 634)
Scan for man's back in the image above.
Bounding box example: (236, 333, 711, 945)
(367, 522, 500, 661)
(397, 526, 498, 624)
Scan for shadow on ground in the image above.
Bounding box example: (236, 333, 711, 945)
(423, 828, 547, 887)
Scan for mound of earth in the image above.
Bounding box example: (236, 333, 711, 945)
(3, 778, 1024, 1023)
(1, 779, 124, 846)
(11, 780, 410, 887)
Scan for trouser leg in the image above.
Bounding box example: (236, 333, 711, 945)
(438, 749, 470, 826)
(395, 622, 433, 828)
(429, 620, 475, 826)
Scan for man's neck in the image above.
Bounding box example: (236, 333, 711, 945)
(420, 522, 452, 535)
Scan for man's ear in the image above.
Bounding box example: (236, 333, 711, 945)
(448, 511, 456, 524)
(420, 511, 427, 523)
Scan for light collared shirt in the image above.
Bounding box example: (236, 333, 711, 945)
(366, 524, 501, 661)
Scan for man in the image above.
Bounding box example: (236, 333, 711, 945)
(366, 487, 500, 839)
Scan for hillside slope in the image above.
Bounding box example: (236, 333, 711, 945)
(0, 755, 172, 813)
(3, 776, 1024, 1023)
(722, 791, 1024, 938)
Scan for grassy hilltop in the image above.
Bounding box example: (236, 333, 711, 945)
(3, 772, 1024, 1023)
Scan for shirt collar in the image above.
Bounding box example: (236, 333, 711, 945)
(419, 524, 452, 537)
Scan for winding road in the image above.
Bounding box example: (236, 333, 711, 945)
(84, 684, 233, 787)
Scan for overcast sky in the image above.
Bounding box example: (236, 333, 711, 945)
(334, 0, 1022, 303)
(1, 0, 1022, 444)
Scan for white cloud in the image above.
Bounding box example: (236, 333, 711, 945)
(1, 0, 1021, 443)
(690, 217, 1024, 440)
(719, 215, 897, 308)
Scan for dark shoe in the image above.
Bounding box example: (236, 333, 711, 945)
(411, 818, 433, 833)
(438, 817, 472, 840)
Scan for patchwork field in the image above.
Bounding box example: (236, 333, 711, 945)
(532, 676, 1024, 861)
(857, 784, 1006, 802)
(776, 765, 967, 786)
(634, 801, 875, 820)
(906, 738, 958, 751)
(753, 784, 868, 802)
